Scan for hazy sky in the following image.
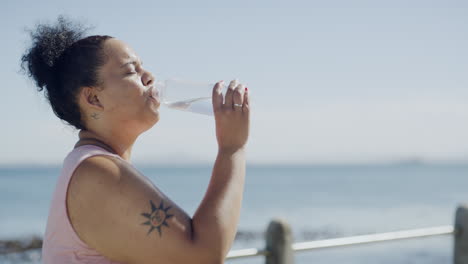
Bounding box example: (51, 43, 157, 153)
(1, 0, 467, 165)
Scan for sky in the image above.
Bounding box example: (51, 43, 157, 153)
(1, 0, 467, 165)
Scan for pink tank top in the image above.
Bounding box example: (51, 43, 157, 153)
(41, 145, 124, 264)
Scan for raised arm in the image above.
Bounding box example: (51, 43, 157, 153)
(191, 79, 250, 259)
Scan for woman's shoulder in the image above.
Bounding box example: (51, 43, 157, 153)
(66, 155, 150, 249)
(68, 149, 158, 206)
(75, 154, 125, 180)
(70, 153, 144, 193)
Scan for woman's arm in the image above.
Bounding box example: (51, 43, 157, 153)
(191, 79, 250, 259)
(192, 148, 246, 260)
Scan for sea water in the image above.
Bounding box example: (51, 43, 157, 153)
(1, 164, 467, 263)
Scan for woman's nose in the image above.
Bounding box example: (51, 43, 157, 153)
(142, 71, 154, 86)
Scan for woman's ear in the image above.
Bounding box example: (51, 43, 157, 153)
(80, 87, 104, 110)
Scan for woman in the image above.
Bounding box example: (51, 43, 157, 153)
(21, 16, 249, 264)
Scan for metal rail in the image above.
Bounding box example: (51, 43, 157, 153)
(0, 226, 455, 259)
(227, 248, 269, 259)
(226, 225, 454, 260)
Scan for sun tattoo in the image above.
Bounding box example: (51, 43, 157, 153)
(141, 200, 174, 237)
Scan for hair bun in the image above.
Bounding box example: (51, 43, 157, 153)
(21, 15, 89, 91)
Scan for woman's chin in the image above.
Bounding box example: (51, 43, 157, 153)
(144, 111, 160, 131)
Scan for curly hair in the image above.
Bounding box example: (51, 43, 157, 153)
(21, 16, 113, 130)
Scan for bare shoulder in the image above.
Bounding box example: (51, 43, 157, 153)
(67, 155, 146, 242)
(69, 155, 152, 197)
(67, 155, 198, 264)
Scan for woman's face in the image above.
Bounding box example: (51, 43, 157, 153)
(95, 38, 160, 133)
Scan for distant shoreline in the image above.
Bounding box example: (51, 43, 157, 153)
(1, 161, 468, 170)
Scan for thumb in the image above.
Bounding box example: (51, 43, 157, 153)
(212, 81, 224, 112)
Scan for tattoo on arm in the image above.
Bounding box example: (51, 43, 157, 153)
(141, 200, 174, 237)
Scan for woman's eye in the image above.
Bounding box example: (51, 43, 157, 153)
(127, 71, 137, 75)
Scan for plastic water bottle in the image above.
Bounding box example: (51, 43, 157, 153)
(155, 78, 221, 116)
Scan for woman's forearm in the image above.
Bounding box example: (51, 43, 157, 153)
(192, 148, 246, 260)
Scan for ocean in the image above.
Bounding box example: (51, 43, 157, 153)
(1, 163, 467, 263)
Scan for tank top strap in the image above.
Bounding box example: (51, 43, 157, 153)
(63, 145, 122, 173)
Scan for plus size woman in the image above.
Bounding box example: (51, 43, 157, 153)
(21, 16, 250, 264)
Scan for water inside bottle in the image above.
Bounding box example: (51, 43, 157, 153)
(163, 97, 213, 116)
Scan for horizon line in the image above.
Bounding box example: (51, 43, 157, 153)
(0, 159, 467, 169)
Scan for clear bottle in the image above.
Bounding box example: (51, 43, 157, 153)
(154, 78, 221, 116)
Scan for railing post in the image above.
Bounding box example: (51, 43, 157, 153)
(265, 219, 294, 264)
(455, 205, 468, 264)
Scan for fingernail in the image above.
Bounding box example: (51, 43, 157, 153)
(245, 87, 248, 91)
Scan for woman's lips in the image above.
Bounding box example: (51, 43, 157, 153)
(148, 86, 161, 106)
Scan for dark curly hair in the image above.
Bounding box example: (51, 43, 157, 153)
(21, 16, 113, 130)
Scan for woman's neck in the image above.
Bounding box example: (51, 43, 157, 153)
(75, 130, 135, 161)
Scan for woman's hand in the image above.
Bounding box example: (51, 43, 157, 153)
(212, 80, 250, 153)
